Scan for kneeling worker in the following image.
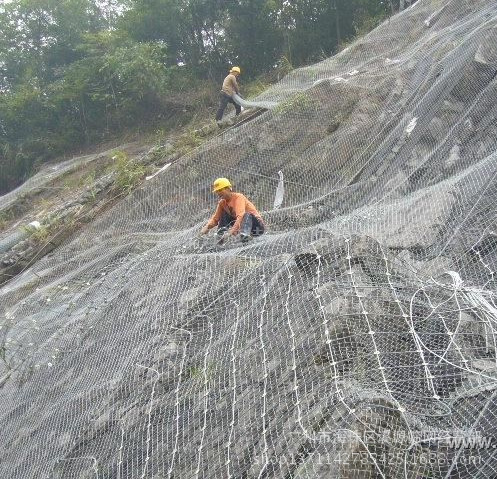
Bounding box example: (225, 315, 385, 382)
(200, 178, 265, 243)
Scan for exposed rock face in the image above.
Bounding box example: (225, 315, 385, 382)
(1, 1, 497, 478)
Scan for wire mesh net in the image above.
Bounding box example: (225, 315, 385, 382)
(1, 0, 497, 477)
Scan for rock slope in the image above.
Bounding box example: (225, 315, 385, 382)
(1, 1, 497, 478)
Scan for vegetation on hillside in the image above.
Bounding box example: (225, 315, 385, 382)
(0, 0, 415, 194)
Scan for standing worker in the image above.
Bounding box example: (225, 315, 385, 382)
(200, 178, 265, 244)
(215, 67, 242, 125)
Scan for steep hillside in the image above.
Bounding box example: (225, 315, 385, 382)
(1, 1, 497, 478)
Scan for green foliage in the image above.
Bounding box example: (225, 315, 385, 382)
(173, 128, 204, 154)
(56, 32, 171, 130)
(187, 365, 204, 380)
(0, 0, 401, 193)
(0, 210, 15, 231)
(244, 79, 271, 99)
(119, 0, 227, 75)
(23, 223, 52, 243)
(0, 28, 172, 192)
(111, 151, 146, 194)
(21, 216, 67, 244)
(0, 0, 104, 90)
(224, 0, 283, 76)
(276, 56, 294, 77)
(83, 172, 98, 200)
(353, 2, 389, 37)
(0, 344, 9, 369)
(274, 92, 317, 115)
(187, 362, 216, 381)
(354, 13, 387, 37)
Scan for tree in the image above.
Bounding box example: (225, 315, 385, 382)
(0, 0, 407, 192)
(223, 0, 282, 77)
(119, 0, 226, 76)
(0, 29, 171, 191)
(0, 0, 105, 90)
(118, 0, 184, 66)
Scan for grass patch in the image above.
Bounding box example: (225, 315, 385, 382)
(22, 217, 62, 243)
(338, 12, 389, 53)
(244, 79, 271, 99)
(187, 362, 216, 381)
(173, 128, 204, 154)
(61, 173, 86, 190)
(275, 55, 294, 78)
(274, 92, 317, 115)
(83, 172, 98, 201)
(110, 151, 146, 194)
(0, 210, 15, 231)
(0, 345, 8, 369)
(29, 224, 51, 243)
(353, 11, 388, 38)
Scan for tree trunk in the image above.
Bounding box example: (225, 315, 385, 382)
(400, 0, 405, 10)
(333, 0, 341, 46)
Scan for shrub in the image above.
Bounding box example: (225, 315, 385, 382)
(111, 151, 146, 194)
(274, 92, 316, 115)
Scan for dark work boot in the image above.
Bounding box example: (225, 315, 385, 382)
(240, 233, 251, 244)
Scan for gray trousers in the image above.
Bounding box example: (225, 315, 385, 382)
(215, 92, 241, 121)
(218, 211, 264, 236)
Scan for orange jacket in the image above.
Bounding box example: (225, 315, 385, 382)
(207, 192, 263, 235)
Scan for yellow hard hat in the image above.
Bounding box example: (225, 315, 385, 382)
(212, 177, 232, 192)
(230, 66, 241, 74)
